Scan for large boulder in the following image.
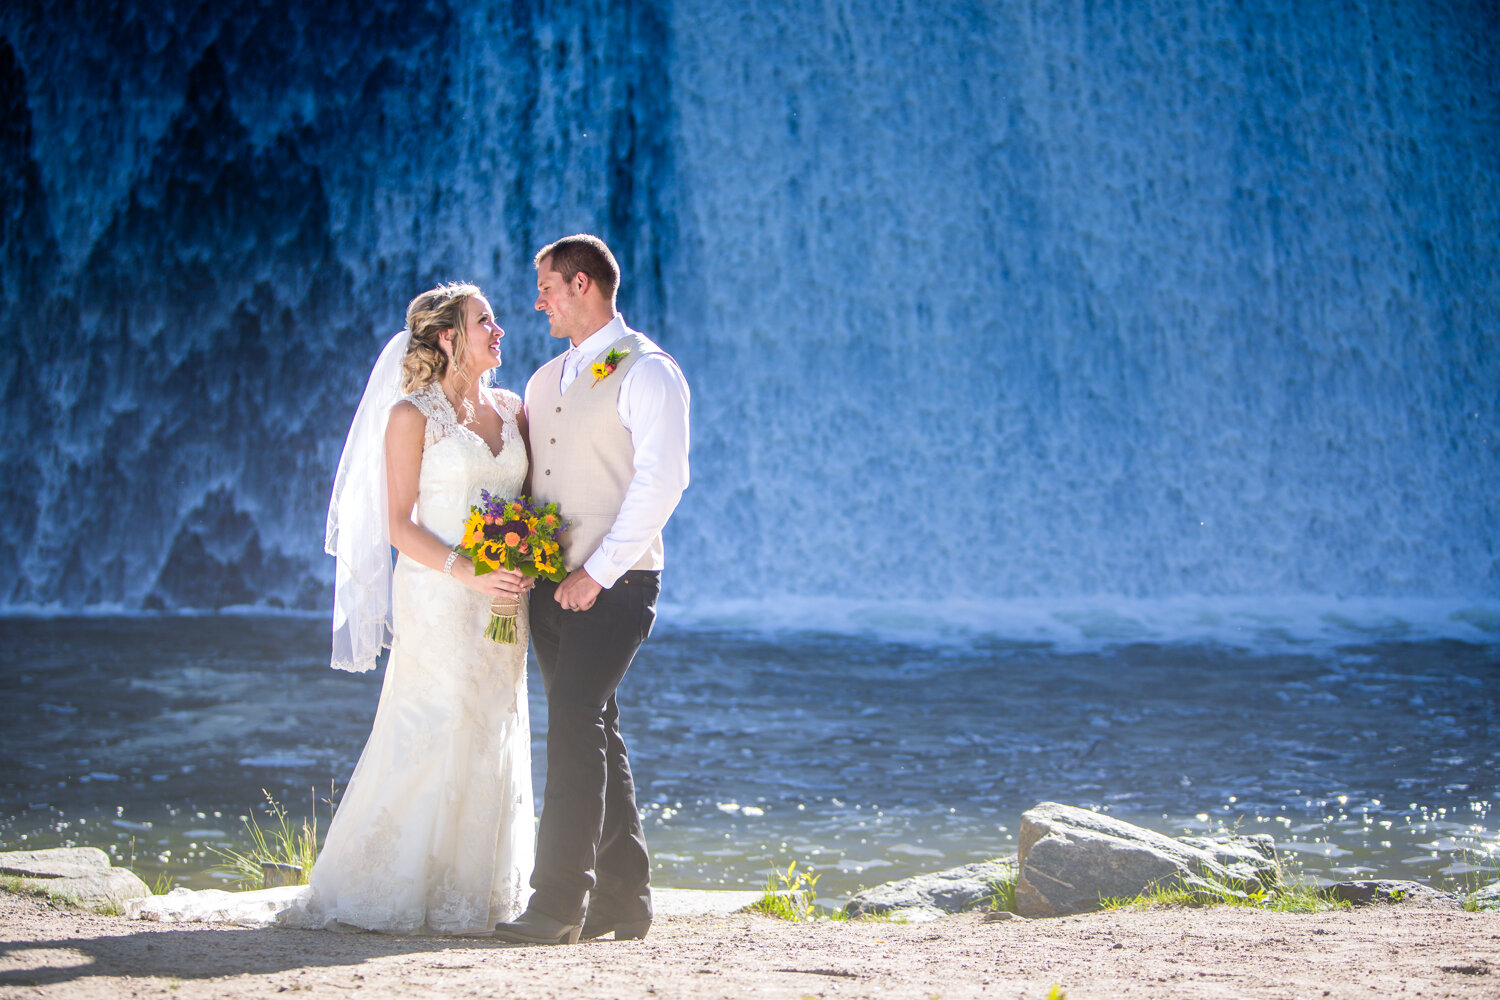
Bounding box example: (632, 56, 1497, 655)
(0, 847, 150, 907)
(1179, 834, 1281, 888)
(844, 859, 1020, 922)
(1014, 803, 1276, 917)
(1474, 879, 1500, 910)
(1328, 880, 1463, 908)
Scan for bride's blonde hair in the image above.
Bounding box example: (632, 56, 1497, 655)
(401, 282, 482, 395)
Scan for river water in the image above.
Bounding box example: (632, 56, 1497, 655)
(1, 614, 1495, 903)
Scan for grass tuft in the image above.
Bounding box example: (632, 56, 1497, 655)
(209, 790, 321, 889)
(747, 861, 823, 921)
(980, 874, 1018, 913)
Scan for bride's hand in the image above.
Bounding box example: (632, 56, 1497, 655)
(458, 562, 533, 599)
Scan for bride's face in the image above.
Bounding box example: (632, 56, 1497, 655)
(451, 295, 504, 374)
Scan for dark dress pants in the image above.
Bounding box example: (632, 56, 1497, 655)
(526, 570, 658, 926)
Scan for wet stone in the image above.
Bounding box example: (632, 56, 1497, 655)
(1014, 802, 1275, 918)
(0, 846, 150, 906)
(1327, 879, 1462, 908)
(844, 859, 1020, 922)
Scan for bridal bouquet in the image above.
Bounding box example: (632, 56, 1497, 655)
(456, 491, 568, 643)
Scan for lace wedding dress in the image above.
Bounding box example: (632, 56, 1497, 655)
(133, 383, 534, 934)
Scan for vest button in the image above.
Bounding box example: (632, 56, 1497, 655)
(555, 406, 562, 413)
(544, 469, 551, 476)
(549, 438, 556, 445)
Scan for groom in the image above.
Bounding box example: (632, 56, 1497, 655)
(495, 235, 691, 945)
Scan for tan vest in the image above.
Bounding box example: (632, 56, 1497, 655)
(529, 331, 666, 574)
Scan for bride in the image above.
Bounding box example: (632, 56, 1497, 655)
(135, 283, 535, 933)
(313, 281, 536, 933)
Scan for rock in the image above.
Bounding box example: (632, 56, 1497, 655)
(844, 859, 1020, 922)
(1014, 802, 1272, 917)
(261, 862, 303, 888)
(0, 847, 115, 879)
(981, 910, 1026, 922)
(0, 846, 150, 907)
(1473, 879, 1500, 910)
(1327, 880, 1463, 908)
(1179, 834, 1281, 889)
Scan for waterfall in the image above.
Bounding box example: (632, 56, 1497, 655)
(1, 0, 1495, 617)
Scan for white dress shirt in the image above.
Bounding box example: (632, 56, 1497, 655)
(544, 314, 691, 588)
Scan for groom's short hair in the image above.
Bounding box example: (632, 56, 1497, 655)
(535, 234, 620, 305)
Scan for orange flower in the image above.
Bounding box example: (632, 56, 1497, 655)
(504, 531, 521, 546)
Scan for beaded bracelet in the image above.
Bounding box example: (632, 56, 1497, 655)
(443, 551, 460, 575)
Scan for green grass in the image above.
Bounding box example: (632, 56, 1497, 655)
(747, 861, 825, 921)
(209, 790, 321, 889)
(1097, 863, 1349, 914)
(1445, 831, 1499, 911)
(978, 873, 1018, 913)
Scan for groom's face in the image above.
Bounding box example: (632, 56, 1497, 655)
(535, 262, 584, 342)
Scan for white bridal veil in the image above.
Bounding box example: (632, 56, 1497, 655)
(325, 329, 410, 672)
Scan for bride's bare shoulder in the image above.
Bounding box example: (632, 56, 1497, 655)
(388, 397, 426, 424)
(386, 399, 427, 441)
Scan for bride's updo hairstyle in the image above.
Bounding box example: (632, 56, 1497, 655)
(401, 281, 482, 394)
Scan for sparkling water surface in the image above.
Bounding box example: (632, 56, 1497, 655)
(1, 615, 1495, 902)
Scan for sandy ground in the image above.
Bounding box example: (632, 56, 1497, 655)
(1, 891, 1497, 1000)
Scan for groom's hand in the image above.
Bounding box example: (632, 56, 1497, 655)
(554, 569, 602, 612)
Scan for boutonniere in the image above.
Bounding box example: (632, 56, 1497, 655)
(590, 348, 630, 386)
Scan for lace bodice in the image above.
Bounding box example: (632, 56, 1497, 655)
(400, 382, 528, 547)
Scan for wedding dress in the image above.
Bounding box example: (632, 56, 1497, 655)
(132, 382, 534, 934)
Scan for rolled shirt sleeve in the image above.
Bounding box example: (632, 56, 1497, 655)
(581, 351, 691, 587)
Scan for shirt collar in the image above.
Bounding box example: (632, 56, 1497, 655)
(570, 314, 627, 363)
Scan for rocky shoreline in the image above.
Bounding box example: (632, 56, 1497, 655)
(845, 801, 1500, 921)
(4, 801, 1496, 926)
(3, 802, 1499, 1000)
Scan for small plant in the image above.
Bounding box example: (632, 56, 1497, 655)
(152, 870, 175, 895)
(209, 790, 320, 889)
(980, 874, 1018, 913)
(1046, 987, 1068, 1000)
(1444, 829, 1499, 910)
(748, 861, 822, 921)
